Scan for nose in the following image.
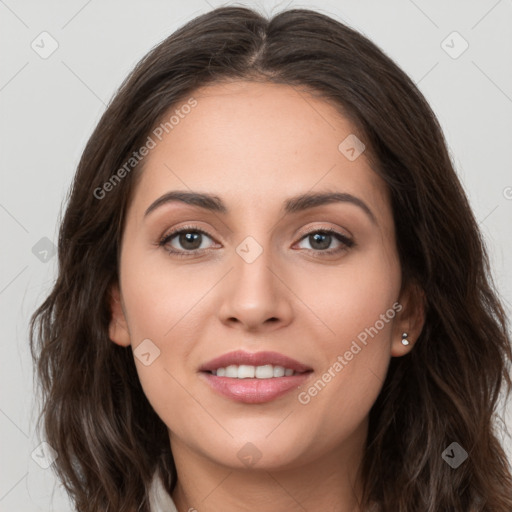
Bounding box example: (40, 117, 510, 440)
(217, 240, 294, 333)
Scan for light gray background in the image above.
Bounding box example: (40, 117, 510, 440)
(1, 0, 511, 510)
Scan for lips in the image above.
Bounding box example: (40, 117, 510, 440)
(200, 371, 312, 403)
(198, 350, 314, 404)
(198, 350, 313, 373)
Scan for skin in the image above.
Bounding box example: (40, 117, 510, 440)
(109, 80, 425, 512)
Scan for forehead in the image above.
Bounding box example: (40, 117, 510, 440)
(128, 80, 391, 227)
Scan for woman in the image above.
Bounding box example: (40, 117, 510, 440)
(29, 5, 512, 511)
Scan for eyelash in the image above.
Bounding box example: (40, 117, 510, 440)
(158, 224, 355, 258)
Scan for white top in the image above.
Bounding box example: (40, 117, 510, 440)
(148, 470, 179, 512)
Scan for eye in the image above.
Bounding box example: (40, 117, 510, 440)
(295, 228, 354, 255)
(158, 225, 355, 258)
(158, 224, 217, 257)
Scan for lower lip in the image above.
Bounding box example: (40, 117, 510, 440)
(200, 371, 313, 403)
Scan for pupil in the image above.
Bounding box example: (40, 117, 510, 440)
(311, 233, 330, 250)
(180, 232, 201, 250)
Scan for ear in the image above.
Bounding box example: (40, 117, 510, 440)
(391, 281, 426, 357)
(108, 282, 131, 347)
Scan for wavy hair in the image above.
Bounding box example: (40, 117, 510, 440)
(29, 6, 512, 511)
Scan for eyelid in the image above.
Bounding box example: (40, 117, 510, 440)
(295, 223, 353, 241)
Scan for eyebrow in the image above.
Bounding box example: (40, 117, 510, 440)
(144, 190, 377, 224)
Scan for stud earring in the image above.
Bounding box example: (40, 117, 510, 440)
(401, 332, 410, 346)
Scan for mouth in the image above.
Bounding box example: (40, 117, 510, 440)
(198, 351, 314, 403)
(199, 349, 313, 374)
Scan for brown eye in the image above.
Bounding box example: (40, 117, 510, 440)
(159, 225, 216, 257)
(296, 229, 354, 255)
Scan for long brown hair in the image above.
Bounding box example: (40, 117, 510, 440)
(29, 6, 512, 511)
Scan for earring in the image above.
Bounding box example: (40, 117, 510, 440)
(401, 332, 410, 346)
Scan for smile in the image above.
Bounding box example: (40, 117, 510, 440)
(209, 364, 300, 378)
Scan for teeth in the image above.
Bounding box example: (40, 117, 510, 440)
(255, 365, 273, 378)
(238, 365, 254, 378)
(273, 365, 285, 377)
(211, 364, 298, 378)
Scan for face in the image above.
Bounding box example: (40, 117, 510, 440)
(109, 80, 423, 471)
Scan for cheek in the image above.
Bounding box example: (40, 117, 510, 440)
(298, 245, 400, 342)
(117, 248, 206, 412)
(118, 269, 201, 436)
(295, 248, 400, 406)
(121, 245, 213, 339)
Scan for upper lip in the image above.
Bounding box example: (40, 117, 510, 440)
(199, 350, 313, 373)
